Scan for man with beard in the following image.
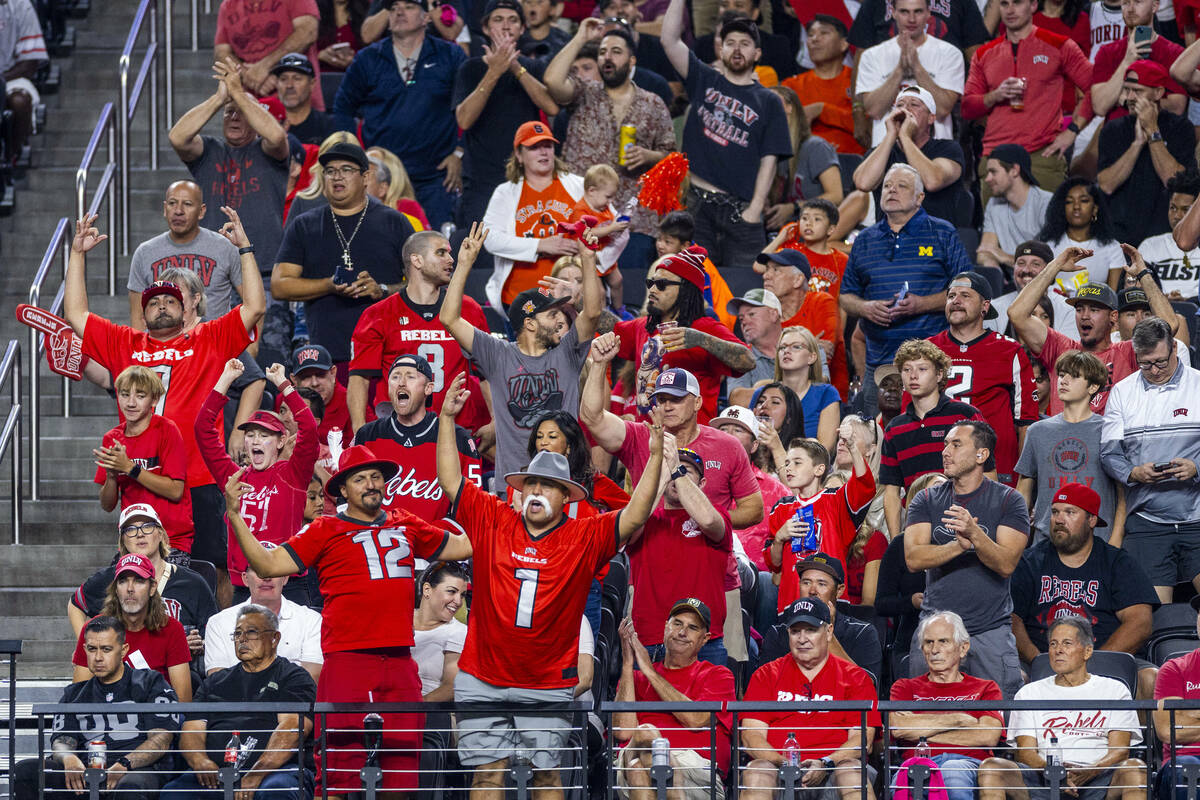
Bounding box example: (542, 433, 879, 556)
(441, 223, 601, 483)
(661, 0, 791, 271)
(225, 444, 471, 796)
(905, 420, 1029, 697)
(544, 21, 677, 271)
(353, 353, 482, 521)
(928, 272, 1037, 486)
(984, 240, 1078, 340)
(1009, 483, 1159, 698)
(436, 372, 665, 799)
(348, 227, 491, 433)
(271, 52, 337, 145)
(65, 210, 265, 603)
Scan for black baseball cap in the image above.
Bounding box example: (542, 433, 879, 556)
(1118, 286, 1151, 312)
(318, 141, 369, 171)
(669, 597, 711, 629)
(389, 0, 429, 10)
(270, 52, 315, 78)
(1066, 283, 1119, 311)
(483, 0, 525, 25)
(796, 551, 845, 584)
(948, 271, 999, 320)
(720, 16, 760, 46)
(292, 343, 333, 375)
(1014, 240, 1054, 263)
(782, 596, 830, 628)
(508, 288, 571, 331)
(988, 143, 1039, 187)
(389, 353, 435, 382)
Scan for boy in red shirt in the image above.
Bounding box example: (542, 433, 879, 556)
(94, 366, 194, 556)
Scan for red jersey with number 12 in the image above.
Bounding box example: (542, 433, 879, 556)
(452, 479, 619, 689)
(283, 510, 449, 654)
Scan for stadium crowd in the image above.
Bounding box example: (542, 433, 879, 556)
(22, 0, 1200, 793)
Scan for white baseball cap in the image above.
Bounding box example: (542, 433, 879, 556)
(119, 503, 162, 528)
(896, 84, 936, 114)
(712, 405, 760, 439)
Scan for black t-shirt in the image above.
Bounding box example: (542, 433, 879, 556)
(694, 30, 798, 80)
(1011, 536, 1160, 653)
(518, 26, 572, 60)
(633, 66, 673, 109)
(757, 601, 882, 685)
(72, 564, 218, 635)
(190, 657, 317, 769)
(52, 668, 179, 760)
(848, 0, 990, 50)
(1097, 111, 1197, 246)
(288, 109, 340, 146)
(634, 33, 680, 84)
(868, 137, 971, 228)
(452, 55, 548, 192)
(275, 197, 412, 361)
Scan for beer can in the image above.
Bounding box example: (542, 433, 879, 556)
(618, 124, 637, 166)
(87, 739, 107, 769)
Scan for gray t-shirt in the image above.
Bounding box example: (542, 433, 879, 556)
(982, 186, 1052, 256)
(127, 229, 242, 319)
(470, 326, 592, 481)
(788, 135, 839, 202)
(906, 478, 1030, 634)
(1014, 413, 1115, 543)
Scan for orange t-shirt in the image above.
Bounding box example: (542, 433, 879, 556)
(774, 241, 849, 298)
(782, 67, 862, 155)
(503, 179, 577, 305)
(571, 198, 618, 273)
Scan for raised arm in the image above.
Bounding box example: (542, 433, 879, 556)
(439, 222, 487, 355)
(215, 206, 266, 333)
(659, 0, 691, 80)
(665, 446, 726, 540)
(578, 332, 629, 453)
(436, 372, 472, 505)
(575, 232, 604, 339)
(543, 20, 603, 105)
(1122, 243, 1180, 334)
(168, 82, 226, 163)
(64, 215, 108, 336)
(1007, 246, 1092, 356)
(617, 414, 666, 543)
(214, 58, 289, 160)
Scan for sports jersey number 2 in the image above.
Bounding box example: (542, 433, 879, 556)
(417, 344, 445, 392)
(149, 365, 172, 415)
(352, 529, 413, 579)
(944, 365, 974, 403)
(515, 568, 539, 628)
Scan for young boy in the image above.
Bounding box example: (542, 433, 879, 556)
(196, 358, 319, 604)
(94, 366, 194, 557)
(766, 436, 874, 612)
(573, 163, 630, 312)
(1015, 350, 1124, 544)
(762, 198, 848, 298)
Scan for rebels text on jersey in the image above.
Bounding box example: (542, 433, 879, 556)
(283, 510, 450, 654)
(353, 413, 481, 522)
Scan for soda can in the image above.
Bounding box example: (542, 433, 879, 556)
(618, 124, 637, 166)
(87, 739, 107, 769)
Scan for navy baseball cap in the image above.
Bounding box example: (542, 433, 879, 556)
(292, 344, 333, 375)
(756, 249, 811, 280)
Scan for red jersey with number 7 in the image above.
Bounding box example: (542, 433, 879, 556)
(451, 479, 620, 689)
(283, 510, 450, 654)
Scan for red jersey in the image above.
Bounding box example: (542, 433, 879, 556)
(630, 660, 737, 774)
(928, 330, 1036, 486)
(890, 673, 1004, 761)
(1155, 648, 1200, 759)
(196, 389, 318, 585)
(93, 415, 194, 552)
(352, 412, 481, 521)
(744, 654, 880, 756)
(273, 381, 363, 449)
(614, 316, 748, 423)
(72, 617, 191, 680)
(766, 469, 877, 612)
(283, 509, 450, 654)
(628, 507, 733, 645)
(348, 289, 491, 430)
(451, 479, 619, 689)
(82, 309, 253, 486)
(1037, 328, 1136, 415)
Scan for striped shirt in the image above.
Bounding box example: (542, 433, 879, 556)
(880, 395, 988, 489)
(0, 0, 46, 70)
(841, 208, 971, 368)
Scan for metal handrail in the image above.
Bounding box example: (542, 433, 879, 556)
(0, 341, 23, 541)
(118, 0, 160, 254)
(26, 218, 70, 502)
(73, 105, 116, 291)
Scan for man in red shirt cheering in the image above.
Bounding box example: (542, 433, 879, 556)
(436, 371, 665, 799)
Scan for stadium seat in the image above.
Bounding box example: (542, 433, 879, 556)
(623, 266, 649, 310)
(1147, 603, 1199, 661)
(723, 268, 761, 299)
(837, 153, 863, 198)
(956, 227, 981, 265)
(1153, 637, 1198, 667)
(189, 559, 218, 596)
(1029, 650, 1138, 696)
(975, 264, 1007, 297)
(602, 554, 629, 619)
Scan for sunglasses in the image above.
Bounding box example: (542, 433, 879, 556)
(645, 278, 684, 291)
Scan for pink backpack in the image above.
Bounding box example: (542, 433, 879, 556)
(893, 756, 949, 800)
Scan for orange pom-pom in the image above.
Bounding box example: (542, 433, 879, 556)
(637, 152, 690, 216)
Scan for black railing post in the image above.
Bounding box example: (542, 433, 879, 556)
(85, 766, 103, 800)
(1044, 758, 1066, 800)
(360, 713, 384, 800)
(778, 764, 803, 795)
(510, 751, 534, 800)
(1183, 762, 1200, 800)
(218, 765, 237, 798)
(906, 763, 931, 800)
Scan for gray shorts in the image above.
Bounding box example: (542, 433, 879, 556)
(910, 624, 1023, 698)
(742, 761, 878, 800)
(454, 670, 576, 770)
(1018, 763, 1113, 800)
(1122, 517, 1200, 587)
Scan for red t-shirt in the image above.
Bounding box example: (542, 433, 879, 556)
(214, 0, 325, 109)
(744, 654, 880, 756)
(283, 509, 449, 653)
(1037, 328, 1136, 415)
(628, 507, 733, 645)
(783, 290, 849, 399)
(614, 316, 748, 423)
(1031, 10, 1091, 112)
(766, 469, 877, 612)
(630, 660, 737, 774)
(451, 479, 619, 689)
(1092, 36, 1185, 120)
(1155, 648, 1200, 759)
(890, 673, 1004, 761)
(928, 330, 1037, 485)
(82, 309, 253, 487)
(93, 415, 194, 552)
(72, 617, 190, 679)
(844, 530, 888, 606)
(197, 389, 318, 585)
(348, 289, 491, 430)
(1179, 0, 1200, 34)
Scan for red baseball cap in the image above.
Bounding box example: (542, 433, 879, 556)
(1125, 59, 1171, 89)
(115, 553, 156, 580)
(259, 95, 287, 124)
(513, 120, 558, 149)
(238, 410, 288, 436)
(1051, 483, 1107, 527)
(653, 245, 708, 292)
(141, 280, 183, 311)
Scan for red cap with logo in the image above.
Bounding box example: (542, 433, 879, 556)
(115, 553, 156, 580)
(654, 245, 708, 291)
(1051, 483, 1107, 527)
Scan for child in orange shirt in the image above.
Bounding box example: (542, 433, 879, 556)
(763, 198, 848, 298)
(572, 163, 630, 312)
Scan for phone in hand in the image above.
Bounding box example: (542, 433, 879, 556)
(333, 262, 357, 286)
(895, 281, 910, 304)
(1154, 461, 1174, 472)
(1133, 25, 1153, 51)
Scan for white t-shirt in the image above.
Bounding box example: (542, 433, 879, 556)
(203, 597, 324, 673)
(1138, 231, 1200, 299)
(1089, 1, 1125, 59)
(412, 618, 467, 696)
(855, 35, 964, 147)
(1008, 674, 1142, 766)
(987, 287, 1080, 341)
(577, 617, 595, 706)
(1047, 235, 1126, 286)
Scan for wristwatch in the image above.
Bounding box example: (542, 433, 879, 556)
(379, 283, 389, 297)
(820, 757, 836, 769)
(1149, 130, 1164, 143)
(670, 465, 688, 481)
(116, 756, 133, 770)
(127, 464, 142, 481)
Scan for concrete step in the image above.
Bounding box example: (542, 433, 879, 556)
(0, 617, 73, 641)
(0, 545, 116, 586)
(0, 588, 82, 616)
(10, 640, 76, 673)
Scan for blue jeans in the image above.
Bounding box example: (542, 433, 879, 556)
(931, 754, 982, 800)
(411, 171, 458, 230)
(585, 579, 602, 637)
(1156, 754, 1200, 800)
(160, 768, 312, 800)
(647, 637, 728, 666)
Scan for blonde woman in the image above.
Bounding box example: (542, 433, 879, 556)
(365, 145, 430, 231)
(774, 325, 840, 452)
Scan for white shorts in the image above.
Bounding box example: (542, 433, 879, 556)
(6, 77, 39, 133)
(617, 746, 725, 800)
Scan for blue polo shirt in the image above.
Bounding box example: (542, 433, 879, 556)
(841, 207, 971, 368)
(333, 35, 465, 181)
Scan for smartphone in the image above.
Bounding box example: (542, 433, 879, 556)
(895, 281, 910, 303)
(1154, 461, 1173, 471)
(1134, 25, 1153, 50)
(333, 262, 357, 286)
(330, 42, 351, 50)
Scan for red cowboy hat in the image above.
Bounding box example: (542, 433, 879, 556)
(324, 445, 400, 500)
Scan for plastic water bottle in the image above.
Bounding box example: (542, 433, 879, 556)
(1046, 734, 1063, 767)
(916, 737, 931, 759)
(783, 732, 801, 766)
(651, 738, 670, 768)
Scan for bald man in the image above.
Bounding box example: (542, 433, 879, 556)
(127, 181, 244, 330)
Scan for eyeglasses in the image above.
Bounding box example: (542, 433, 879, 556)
(230, 628, 275, 641)
(324, 165, 364, 178)
(778, 343, 808, 353)
(121, 522, 161, 538)
(603, 15, 630, 25)
(645, 278, 684, 291)
(1137, 356, 1172, 372)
